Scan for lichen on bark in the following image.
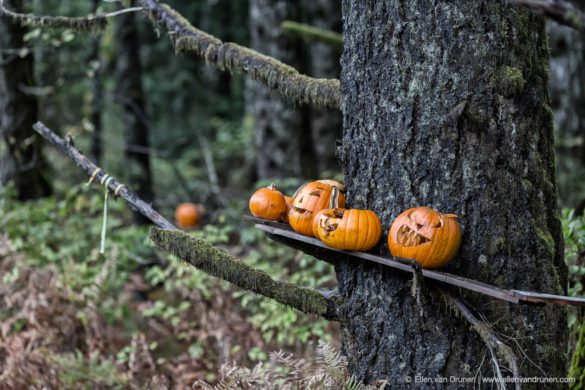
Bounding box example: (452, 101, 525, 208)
(338, 0, 567, 385)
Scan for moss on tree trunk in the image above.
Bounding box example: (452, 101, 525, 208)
(338, 0, 567, 385)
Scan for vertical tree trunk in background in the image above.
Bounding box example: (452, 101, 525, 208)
(0, 0, 50, 200)
(548, 20, 585, 210)
(338, 1, 567, 384)
(306, 0, 343, 175)
(89, 0, 103, 164)
(246, 0, 314, 180)
(115, 0, 154, 224)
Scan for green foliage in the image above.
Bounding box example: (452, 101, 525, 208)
(48, 351, 126, 389)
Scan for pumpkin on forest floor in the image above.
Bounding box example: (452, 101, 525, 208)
(249, 183, 288, 221)
(288, 179, 346, 236)
(314, 187, 382, 251)
(175, 202, 205, 229)
(388, 207, 461, 269)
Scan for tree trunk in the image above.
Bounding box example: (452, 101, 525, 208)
(338, 1, 567, 385)
(115, 0, 154, 224)
(306, 0, 343, 175)
(246, 0, 315, 180)
(89, 0, 103, 164)
(0, 0, 51, 200)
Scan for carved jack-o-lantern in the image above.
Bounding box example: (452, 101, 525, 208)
(388, 207, 461, 269)
(288, 180, 346, 236)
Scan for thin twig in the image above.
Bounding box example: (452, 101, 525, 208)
(441, 288, 521, 390)
(32, 121, 176, 230)
(508, 0, 585, 31)
(0, 0, 142, 31)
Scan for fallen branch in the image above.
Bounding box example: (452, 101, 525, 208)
(32, 121, 176, 230)
(281, 21, 343, 49)
(150, 228, 340, 320)
(0, 0, 142, 31)
(33, 121, 340, 320)
(142, 0, 341, 109)
(509, 0, 585, 31)
(441, 289, 521, 390)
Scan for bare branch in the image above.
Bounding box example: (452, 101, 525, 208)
(281, 21, 343, 49)
(150, 227, 340, 320)
(440, 289, 521, 390)
(509, 0, 585, 31)
(32, 121, 340, 320)
(32, 121, 176, 230)
(0, 1, 142, 31)
(141, 0, 341, 109)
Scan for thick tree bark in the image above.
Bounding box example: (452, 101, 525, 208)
(338, 1, 567, 385)
(306, 0, 343, 174)
(0, 0, 50, 200)
(115, 0, 154, 224)
(246, 0, 315, 180)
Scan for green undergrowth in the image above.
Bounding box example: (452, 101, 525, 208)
(0, 184, 337, 388)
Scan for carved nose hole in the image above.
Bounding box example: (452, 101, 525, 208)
(416, 223, 423, 230)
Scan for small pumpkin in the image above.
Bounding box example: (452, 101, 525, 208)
(281, 195, 294, 224)
(288, 180, 346, 236)
(388, 207, 461, 269)
(175, 202, 205, 229)
(315, 188, 382, 251)
(249, 183, 287, 221)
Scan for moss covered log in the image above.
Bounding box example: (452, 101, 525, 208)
(150, 227, 340, 320)
(142, 0, 341, 109)
(0, 2, 108, 31)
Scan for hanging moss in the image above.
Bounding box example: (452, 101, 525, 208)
(0, 5, 107, 32)
(142, 0, 341, 109)
(149, 227, 340, 319)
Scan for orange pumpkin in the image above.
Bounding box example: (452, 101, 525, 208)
(175, 202, 205, 229)
(249, 183, 287, 221)
(315, 189, 382, 251)
(281, 195, 294, 224)
(388, 207, 461, 269)
(288, 180, 346, 236)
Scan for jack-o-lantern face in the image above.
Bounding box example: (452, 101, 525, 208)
(388, 207, 461, 269)
(288, 180, 346, 236)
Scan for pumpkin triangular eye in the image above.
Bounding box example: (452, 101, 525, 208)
(416, 223, 424, 230)
(309, 191, 321, 197)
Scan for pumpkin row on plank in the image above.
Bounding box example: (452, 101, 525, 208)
(249, 180, 462, 269)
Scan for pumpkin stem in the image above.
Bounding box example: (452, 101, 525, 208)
(329, 186, 340, 209)
(268, 183, 277, 191)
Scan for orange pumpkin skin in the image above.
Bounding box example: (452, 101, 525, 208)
(288, 180, 346, 236)
(388, 207, 461, 269)
(281, 196, 294, 223)
(249, 184, 287, 221)
(175, 203, 204, 229)
(316, 208, 382, 251)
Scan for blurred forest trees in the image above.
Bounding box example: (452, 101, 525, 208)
(0, 0, 584, 388)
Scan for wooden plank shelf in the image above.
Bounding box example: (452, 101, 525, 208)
(243, 215, 585, 307)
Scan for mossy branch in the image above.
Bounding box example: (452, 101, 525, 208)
(281, 21, 343, 49)
(509, 0, 585, 31)
(142, 0, 341, 109)
(0, 1, 142, 32)
(150, 227, 340, 320)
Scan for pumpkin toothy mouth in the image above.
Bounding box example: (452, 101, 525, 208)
(397, 224, 430, 246)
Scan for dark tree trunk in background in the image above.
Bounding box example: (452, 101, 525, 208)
(0, 0, 51, 200)
(306, 0, 343, 175)
(115, 0, 154, 224)
(89, 0, 103, 164)
(338, 1, 567, 385)
(548, 20, 585, 210)
(246, 0, 315, 180)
